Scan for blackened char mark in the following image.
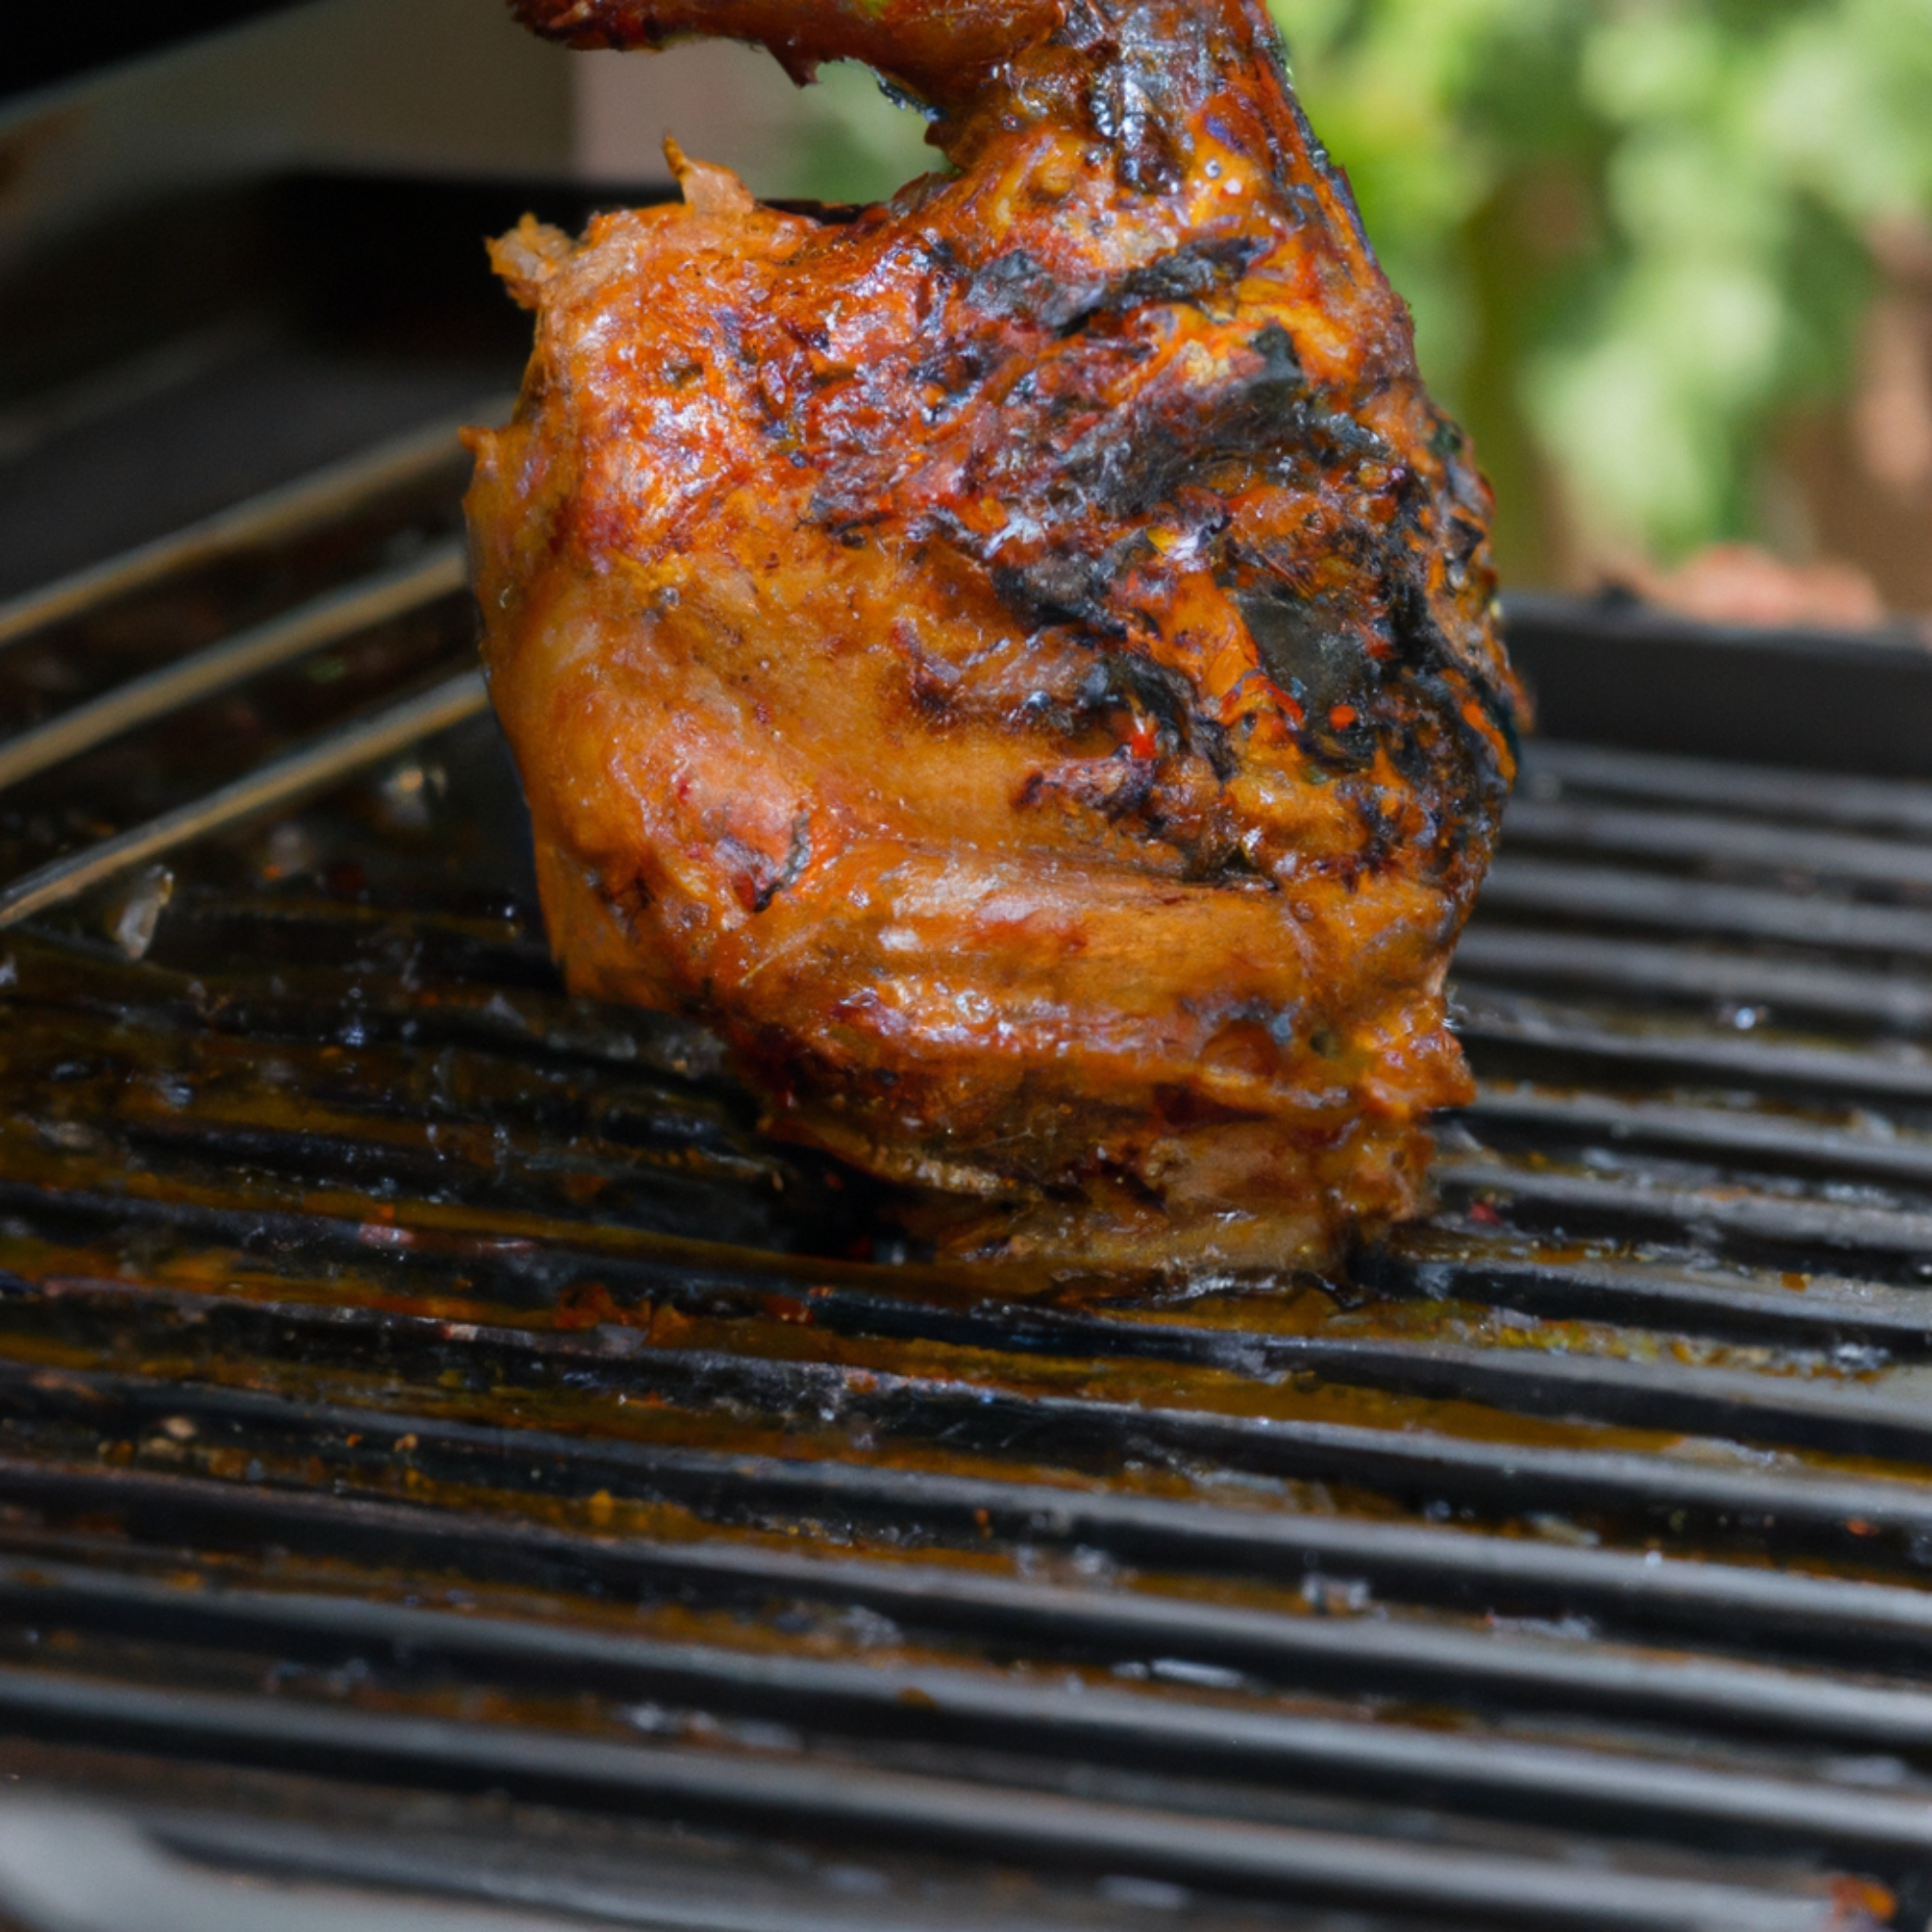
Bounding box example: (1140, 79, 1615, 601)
(966, 250, 1099, 331)
(912, 341, 996, 405)
(985, 547, 1240, 779)
(1379, 565, 1519, 784)
(1051, 322, 1309, 523)
(990, 553, 1125, 635)
(1080, 650, 1237, 782)
(1405, 668, 1515, 837)
(1017, 752, 1159, 823)
(1383, 567, 1457, 681)
(966, 235, 1266, 340)
(1246, 319, 1303, 390)
(1226, 326, 1400, 478)
(1233, 588, 1379, 721)
(740, 813, 814, 914)
(1091, 235, 1267, 322)
(1266, 403, 1394, 474)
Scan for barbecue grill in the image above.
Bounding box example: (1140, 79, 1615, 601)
(4, 150, 1932, 1932)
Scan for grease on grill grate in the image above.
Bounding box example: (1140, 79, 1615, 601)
(0, 431, 1929, 1932)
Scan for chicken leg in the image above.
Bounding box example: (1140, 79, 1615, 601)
(465, 0, 1523, 1266)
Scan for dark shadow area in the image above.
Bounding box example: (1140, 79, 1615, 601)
(0, 171, 676, 597)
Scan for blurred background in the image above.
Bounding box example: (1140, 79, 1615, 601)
(1271, 0, 1932, 625)
(3, 0, 1930, 621)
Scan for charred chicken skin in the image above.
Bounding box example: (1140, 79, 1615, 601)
(466, 0, 1522, 1266)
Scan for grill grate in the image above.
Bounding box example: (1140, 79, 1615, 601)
(4, 320, 1932, 1932)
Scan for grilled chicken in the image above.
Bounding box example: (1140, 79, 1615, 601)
(465, 0, 1522, 1267)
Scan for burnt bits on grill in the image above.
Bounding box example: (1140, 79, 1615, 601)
(464, 0, 1524, 1267)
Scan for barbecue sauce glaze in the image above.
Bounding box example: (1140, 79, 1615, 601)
(464, 0, 1523, 1267)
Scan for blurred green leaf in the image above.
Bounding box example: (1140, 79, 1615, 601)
(1271, 0, 1932, 572)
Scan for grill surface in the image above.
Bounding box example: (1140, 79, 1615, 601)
(2, 172, 1932, 1932)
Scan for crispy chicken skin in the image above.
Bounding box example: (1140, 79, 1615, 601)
(466, 0, 1522, 1266)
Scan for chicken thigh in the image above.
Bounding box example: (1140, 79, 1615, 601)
(465, 0, 1523, 1266)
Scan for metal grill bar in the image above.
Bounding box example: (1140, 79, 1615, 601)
(1461, 1088, 1932, 1188)
(137, 1810, 1043, 1932)
(2, 1558, 1927, 1867)
(13, 1548, 1932, 1760)
(11, 1455, 1932, 1746)
(1454, 931, 1932, 1029)
(28, 1151, 1902, 1388)
(0, 1667, 1839, 1931)
(1376, 1247, 1932, 1353)
(1524, 741, 1932, 838)
(1437, 1159, 1932, 1268)
(1480, 859, 1932, 958)
(0, 404, 503, 650)
(0, 540, 467, 796)
(13, 1250, 1932, 1471)
(0, 671, 488, 928)
(15, 1196, 1932, 1548)
(12, 1367, 1932, 1644)
(1453, 994, 1932, 1106)
(1500, 800, 1932, 893)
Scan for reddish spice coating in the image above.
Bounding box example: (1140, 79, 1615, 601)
(466, 0, 1524, 1266)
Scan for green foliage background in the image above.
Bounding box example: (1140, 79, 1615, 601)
(1267, 0, 1932, 577)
